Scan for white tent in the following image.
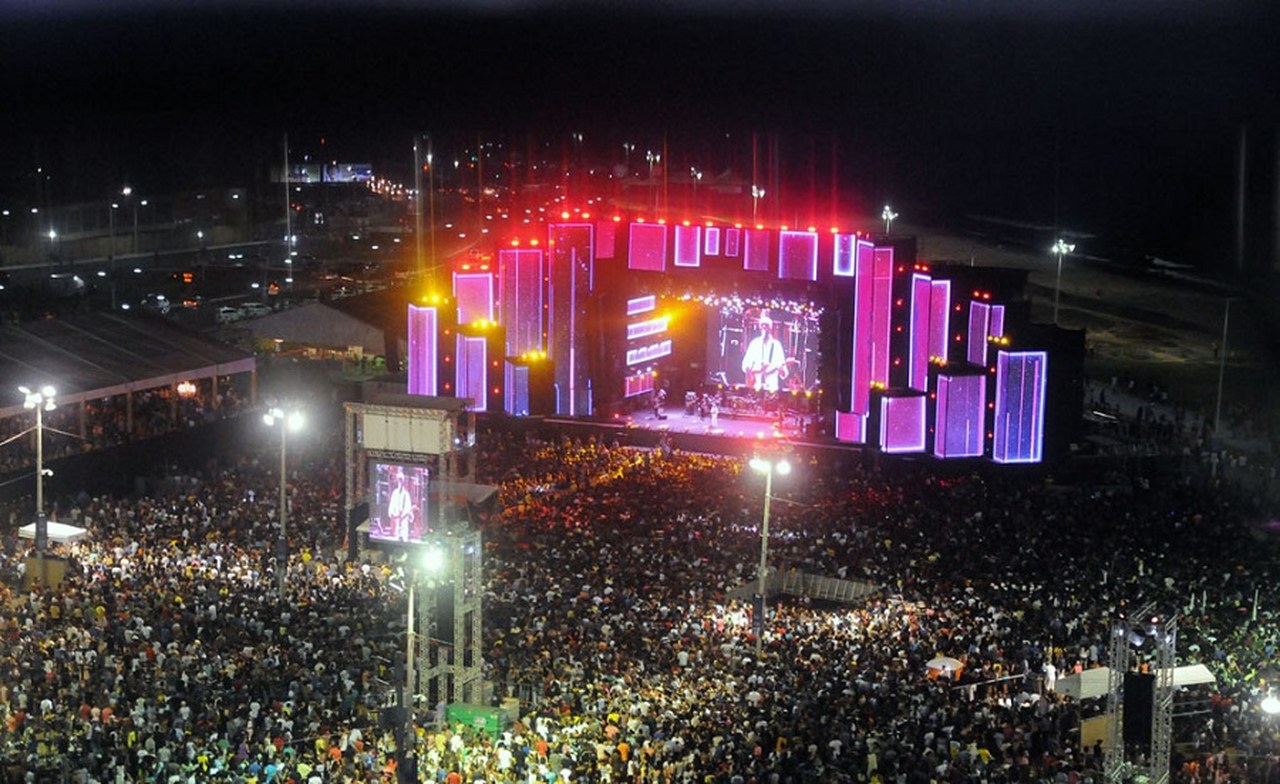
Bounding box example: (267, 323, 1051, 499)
(18, 521, 89, 545)
(1053, 665, 1218, 700)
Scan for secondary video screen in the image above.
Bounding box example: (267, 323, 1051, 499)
(704, 297, 822, 394)
(368, 462, 431, 543)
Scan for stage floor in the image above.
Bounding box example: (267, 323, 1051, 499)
(621, 403, 803, 442)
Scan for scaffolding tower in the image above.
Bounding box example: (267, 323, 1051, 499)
(1104, 602, 1177, 784)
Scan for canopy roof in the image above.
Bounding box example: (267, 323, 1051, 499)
(18, 520, 89, 544)
(0, 313, 254, 418)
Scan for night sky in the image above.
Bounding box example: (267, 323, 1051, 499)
(2, 0, 1276, 268)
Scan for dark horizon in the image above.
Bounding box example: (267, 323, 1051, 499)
(2, 2, 1277, 270)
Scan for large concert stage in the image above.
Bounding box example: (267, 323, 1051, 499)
(403, 211, 1081, 464)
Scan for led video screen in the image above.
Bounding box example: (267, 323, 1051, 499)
(368, 461, 431, 543)
(698, 296, 822, 394)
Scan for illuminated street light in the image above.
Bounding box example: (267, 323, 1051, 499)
(749, 455, 790, 656)
(1051, 238, 1076, 325)
(882, 205, 898, 234)
(751, 185, 766, 223)
(263, 405, 304, 600)
(20, 385, 56, 519)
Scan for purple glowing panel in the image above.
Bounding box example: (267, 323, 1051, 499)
(993, 351, 1048, 464)
(879, 395, 927, 454)
(908, 274, 931, 392)
(628, 223, 667, 272)
(934, 374, 986, 458)
(456, 334, 488, 413)
(989, 305, 1005, 338)
(626, 316, 669, 341)
(453, 272, 495, 325)
(967, 301, 990, 366)
(407, 305, 438, 396)
(834, 410, 867, 444)
(833, 233, 855, 277)
(724, 228, 741, 257)
(849, 240, 876, 415)
(626, 295, 656, 316)
(674, 225, 702, 267)
(626, 340, 672, 366)
(704, 227, 721, 256)
(504, 362, 530, 416)
(596, 220, 617, 259)
(778, 231, 819, 281)
(870, 246, 894, 387)
(624, 372, 655, 398)
(499, 249, 543, 357)
(928, 280, 951, 365)
(743, 230, 770, 272)
(549, 223, 595, 415)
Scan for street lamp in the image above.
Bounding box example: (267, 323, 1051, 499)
(691, 168, 703, 204)
(749, 455, 790, 656)
(751, 185, 766, 223)
(882, 205, 898, 234)
(1051, 238, 1076, 325)
(20, 385, 56, 520)
(263, 405, 304, 600)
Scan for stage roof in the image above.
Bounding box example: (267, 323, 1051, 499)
(0, 313, 255, 419)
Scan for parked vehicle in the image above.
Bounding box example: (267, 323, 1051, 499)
(215, 306, 242, 324)
(238, 302, 272, 318)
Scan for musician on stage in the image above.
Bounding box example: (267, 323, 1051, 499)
(741, 311, 788, 393)
(387, 471, 415, 540)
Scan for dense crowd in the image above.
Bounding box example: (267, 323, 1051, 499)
(1, 403, 1280, 782)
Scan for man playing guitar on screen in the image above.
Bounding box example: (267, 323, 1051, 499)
(387, 472, 415, 540)
(741, 311, 788, 393)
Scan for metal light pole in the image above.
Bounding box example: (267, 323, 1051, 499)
(21, 385, 55, 584)
(1214, 298, 1233, 438)
(1051, 238, 1075, 326)
(749, 456, 790, 656)
(263, 406, 303, 600)
(881, 205, 898, 235)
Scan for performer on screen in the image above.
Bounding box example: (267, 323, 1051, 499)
(387, 471, 415, 540)
(741, 310, 788, 393)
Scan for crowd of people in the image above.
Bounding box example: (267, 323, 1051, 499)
(0, 393, 1279, 782)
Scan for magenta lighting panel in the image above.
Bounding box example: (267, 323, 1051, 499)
(743, 229, 770, 272)
(908, 274, 931, 391)
(455, 334, 488, 413)
(833, 233, 855, 277)
(596, 219, 617, 259)
(624, 372, 655, 398)
(778, 230, 818, 281)
(879, 395, 927, 454)
(870, 246, 894, 388)
(993, 350, 1048, 464)
(549, 223, 595, 415)
(849, 239, 877, 415)
(674, 224, 702, 267)
(407, 304, 438, 396)
(929, 280, 951, 365)
(628, 223, 667, 272)
(704, 227, 721, 256)
(626, 316, 669, 341)
(504, 362, 530, 416)
(934, 374, 986, 458)
(724, 228, 741, 257)
(626, 294, 656, 316)
(967, 301, 990, 366)
(453, 271, 494, 325)
(499, 249, 543, 357)
(626, 339, 672, 366)
(989, 304, 1005, 338)
(834, 410, 868, 444)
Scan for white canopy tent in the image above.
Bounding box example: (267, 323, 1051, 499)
(18, 521, 89, 545)
(1053, 664, 1217, 700)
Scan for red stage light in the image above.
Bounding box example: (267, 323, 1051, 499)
(830, 227, 839, 233)
(682, 220, 690, 226)
(637, 217, 646, 223)
(657, 218, 666, 225)
(560, 211, 570, 219)
(530, 239, 540, 246)
(755, 224, 763, 230)
(780, 225, 788, 231)
(612, 215, 622, 222)
(582, 213, 590, 219)
(510, 239, 520, 247)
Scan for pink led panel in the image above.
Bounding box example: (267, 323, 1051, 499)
(628, 223, 667, 271)
(674, 225, 702, 267)
(833, 233, 855, 277)
(850, 239, 876, 415)
(724, 228, 741, 257)
(778, 230, 818, 281)
(407, 304, 438, 396)
(504, 362, 530, 416)
(596, 219, 617, 259)
(934, 374, 986, 458)
(624, 372, 655, 398)
(928, 280, 951, 365)
(456, 334, 488, 413)
(993, 350, 1048, 464)
(704, 227, 721, 256)
(834, 410, 867, 444)
(499, 249, 543, 357)
(908, 274, 931, 391)
(989, 304, 1005, 339)
(743, 230, 770, 272)
(967, 302, 990, 366)
(879, 395, 927, 454)
(454, 271, 494, 324)
(870, 246, 894, 387)
(626, 295, 656, 316)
